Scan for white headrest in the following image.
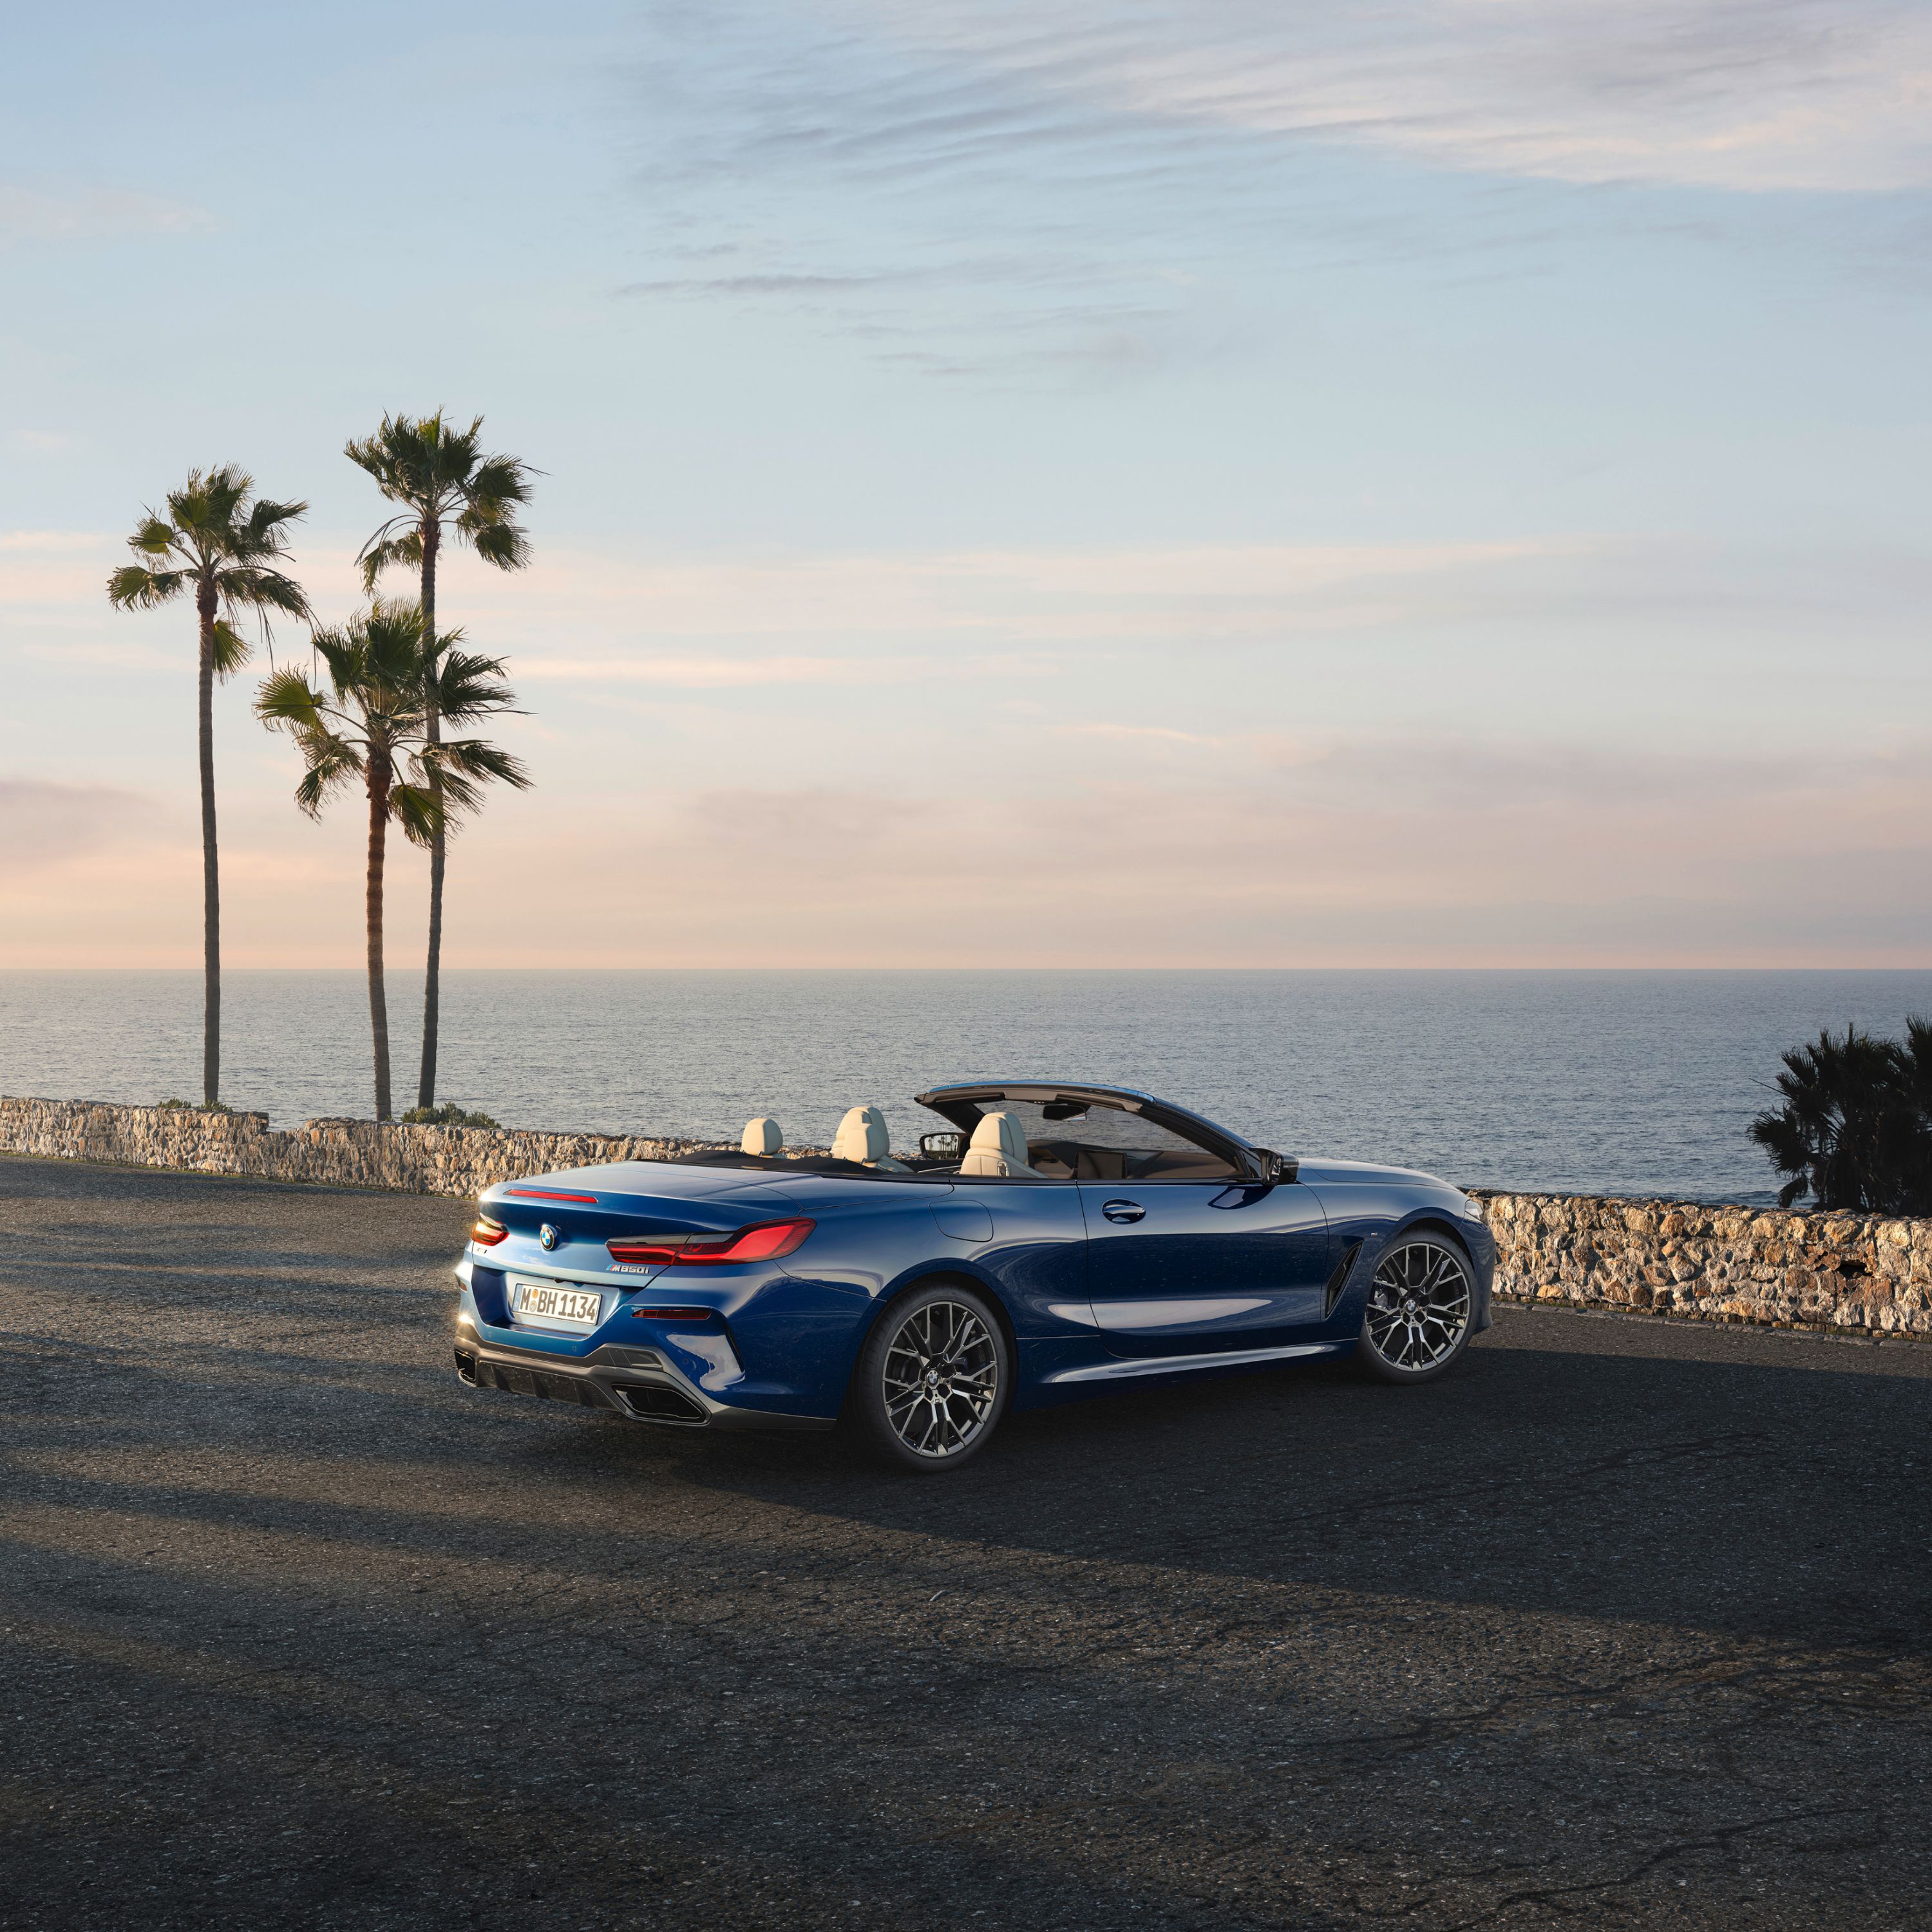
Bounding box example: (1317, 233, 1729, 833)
(741, 1116, 782, 1157)
(971, 1111, 1031, 1168)
(831, 1104, 891, 1164)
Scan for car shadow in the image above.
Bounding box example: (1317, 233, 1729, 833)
(644, 1313, 1932, 1656)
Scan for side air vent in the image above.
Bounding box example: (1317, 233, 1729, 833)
(1323, 1240, 1365, 1317)
(618, 1383, 706, 1425)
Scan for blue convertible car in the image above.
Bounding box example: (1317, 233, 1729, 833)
(453, 1081, 1494, 1471)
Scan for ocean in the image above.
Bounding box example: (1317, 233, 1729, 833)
(5, 969, 1929, 1206)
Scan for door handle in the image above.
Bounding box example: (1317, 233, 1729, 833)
(1101, 1199, 1145, 1224)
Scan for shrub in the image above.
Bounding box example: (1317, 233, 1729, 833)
(401, 1102, 500, 1129)
(156, 1097, 233, 1113)
(1749, 1018, 1932, 1213)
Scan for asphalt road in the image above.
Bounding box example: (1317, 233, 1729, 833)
(2, 1155, 1930, 1932)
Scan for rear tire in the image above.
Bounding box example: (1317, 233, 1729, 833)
(851, 1282, 1010, 1472)
(1356, 1234, 1474, 1385)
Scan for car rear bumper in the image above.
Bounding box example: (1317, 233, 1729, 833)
(453, 1332, 833, 1433)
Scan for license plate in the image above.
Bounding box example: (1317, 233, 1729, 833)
(511, 1280, 604, 1330)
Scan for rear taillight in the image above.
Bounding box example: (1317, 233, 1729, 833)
(606, 1217, 815, 1267)
(679, 1218, 817, 1264)
(471, 1214, 508, 1247)
(606, 1235, 681, 1265)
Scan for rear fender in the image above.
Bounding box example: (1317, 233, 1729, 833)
(837, 1265, 1024, 1418)
(721, 1273, 902, 1416)
(857, 1262, 1021, 1356)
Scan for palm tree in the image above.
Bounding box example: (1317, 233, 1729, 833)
(345, 413, 533, 1113)
(106, 466, 308, 1108)
(1748, 1021, 1932, 1212)
(256, 600, 529, 1121)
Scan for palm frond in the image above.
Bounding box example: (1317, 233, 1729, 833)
(219, 565, 310, 629)
(309, 629, 375, 706)
(255, 665, 328, 732)
(204, 462, 251, 523)
(106, 564, 188, 609)
(356, 528, 422, 594)
(292, 735, 363, 819)
(162, 475, 213, 540)
(304, 602, 430, 726)
(256, 662, 363, 819)
(168, 464, 252, 545)
(344, 429, 397, 491)
(431, 415, 486, 490)
(210, 620, 253, 679)
(463, 517, 531, 572)
(238, 495, 307, 560)
(437, 771, 489, 821)
(128, 514, 179, 558)
(354, 512, 413, 555)
(408, 737, 531, 834)
(431, 737, 533, 792)
(390, 781, 444, 848)
(433, 649, 521, 722)
(1901, 1014, 1932, 1110)
(359, 598, 431, 689)
(466, 454, 534, 511)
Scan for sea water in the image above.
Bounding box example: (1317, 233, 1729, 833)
(5, 968, 1930, 1205)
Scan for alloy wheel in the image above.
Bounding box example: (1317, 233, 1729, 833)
(880, 1298, 1000, 1459)
(1364, 1240, 1472, 1372)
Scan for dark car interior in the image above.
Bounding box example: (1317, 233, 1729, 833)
(1016, 1137, 1235, 1181)
(918, 1095, 1244, 1182)
(673, 1090, 1251, 1182)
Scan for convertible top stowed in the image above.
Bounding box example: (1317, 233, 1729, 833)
(451, 1074, 1494, 1469)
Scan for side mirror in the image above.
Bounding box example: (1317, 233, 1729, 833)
(1255, 1148, 1298, 1182)
(920, 1131, 965, 1161)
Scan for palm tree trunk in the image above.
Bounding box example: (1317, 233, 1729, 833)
(366, 752, 392, 1122)
(196, 577, 221, 1108)
(416, 516, 444, 1112)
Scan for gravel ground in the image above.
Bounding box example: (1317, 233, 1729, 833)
(2, 1155, 1929, 1932)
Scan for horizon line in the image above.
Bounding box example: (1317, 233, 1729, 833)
(8, 963, 1932, 976)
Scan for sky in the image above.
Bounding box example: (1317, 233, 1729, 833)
(3, 0, 1929, 967)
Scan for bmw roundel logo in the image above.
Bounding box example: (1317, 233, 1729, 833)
(539, 1223, 562, 1251)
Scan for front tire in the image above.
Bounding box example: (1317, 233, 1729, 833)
(852, 1283, 1010, 1472)
(1356, 1235, 1474, 1384)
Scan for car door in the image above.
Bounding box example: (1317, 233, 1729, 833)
(941, 1173, 1095, 1340)
(1079, 1177, 1334, 1358)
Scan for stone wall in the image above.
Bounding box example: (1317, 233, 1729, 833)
(1478, 1191, 1932, 1338)
(0, 1095, 728, 1198)
(6, 1096, 1929, 1340)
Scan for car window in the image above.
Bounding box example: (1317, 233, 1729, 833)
(966, 1098, 1238, 1182)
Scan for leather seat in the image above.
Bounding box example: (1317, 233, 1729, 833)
(741, 1117, 783, 1157)
(959, 1110, 1039, 1178)
(831, 1105, 910, 1171)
